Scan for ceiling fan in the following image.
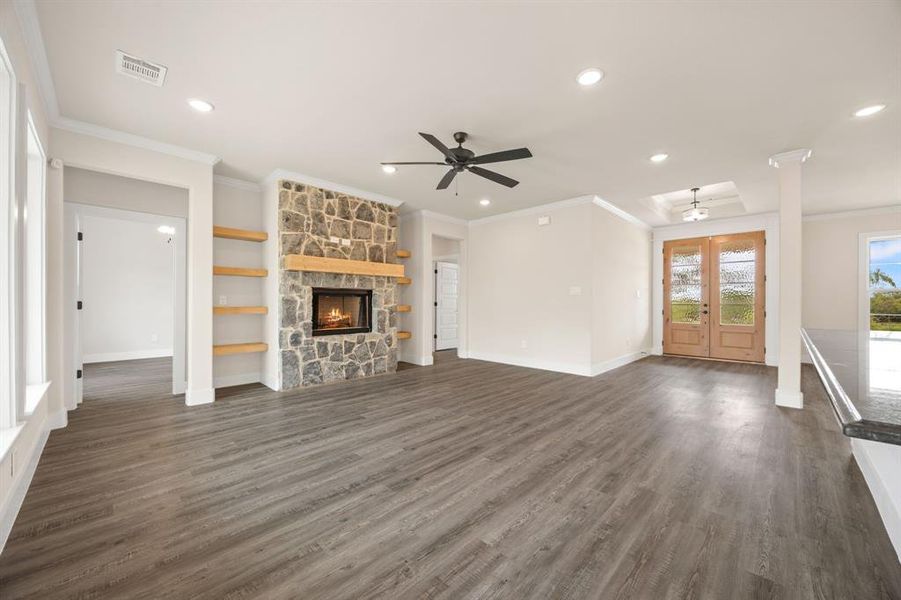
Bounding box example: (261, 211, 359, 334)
(382, 132, 532, 190)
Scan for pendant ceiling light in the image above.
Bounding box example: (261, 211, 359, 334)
(682, 187, 709, 222)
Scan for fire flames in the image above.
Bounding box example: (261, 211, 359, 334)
(322, 307, 352, 329)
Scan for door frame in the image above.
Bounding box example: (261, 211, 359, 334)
(64, 202, 187, 397)
(433, 259, 459, 351)
(652, 213, 780, 366)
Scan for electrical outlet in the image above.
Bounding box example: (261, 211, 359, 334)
(329, 236, 340, 244)
(520, 339, 528, 349)
(341, 238, 351, 247)
(219, 295, 227, 306)
(151, 333, 158, 343)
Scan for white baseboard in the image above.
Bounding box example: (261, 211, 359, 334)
(83, 348, 173, 363)
(185, 388, 215, 406)
(260, 372, 280, 391)
(399, 354, 434, 367)
(775, 388, 804, 409)
(0, 428, 49, 553)
(590, 350, 650, 376)
(214, 372, 262, 389)
(852, 438, 901, 563)
(47, 409, 67, 430)
(467, 351, 591, 376)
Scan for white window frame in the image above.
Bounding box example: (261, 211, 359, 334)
(858, 230, 901, 333)
(25, 110, 46, 397)
(0, 34, 17, 429)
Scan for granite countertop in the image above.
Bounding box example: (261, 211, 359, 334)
(802, 328, 901, 446)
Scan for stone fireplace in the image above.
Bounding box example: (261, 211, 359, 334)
(278, 180, 399, 388)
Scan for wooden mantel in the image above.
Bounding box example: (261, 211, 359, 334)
(285, 255, 404, 278)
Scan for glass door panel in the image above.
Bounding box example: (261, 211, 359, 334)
(663, 238, 709, 358)
(709, 232, 765, 362)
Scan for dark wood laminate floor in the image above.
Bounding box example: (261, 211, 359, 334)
(1, 354, 899, 599)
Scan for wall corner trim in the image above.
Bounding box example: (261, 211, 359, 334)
(591, 196, 651, 230)
(774, 388, 804, 409)
(13, 0, 60, 121)
(185, 388, 215, 406)
(590, 350, 650, 377)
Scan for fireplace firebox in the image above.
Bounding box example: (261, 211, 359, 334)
(312, 288, 373, 336)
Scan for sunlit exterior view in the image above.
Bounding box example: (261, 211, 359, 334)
(869, 237, 901, 332)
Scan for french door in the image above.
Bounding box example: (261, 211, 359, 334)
(663, 231, 765, 363)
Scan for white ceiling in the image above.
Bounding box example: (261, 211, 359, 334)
(32, 1, 901, 223)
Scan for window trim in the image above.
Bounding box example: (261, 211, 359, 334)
(0, 34, 17, 429)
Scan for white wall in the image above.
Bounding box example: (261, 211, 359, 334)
(213, 178, 265, 388)
(468, 200, 594, 374)
(432, 235, 460, 259)
(397, 211, 468, 366)
(803, 209, 901, 330)
(591, 205, 652, 372)
(63, 166, 188, 217)
(80, 215, 176, 363)
(467, 197, 651, 376)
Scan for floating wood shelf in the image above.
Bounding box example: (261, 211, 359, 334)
(213, 226, 268, 242)
(395, 249, 411, 259)
(396, 304, 411, 313)
(396, 277, 412, 285)
(213, 266, 268, 278)
(214, 306, 268, 315)
(396, 331, 412, 340)
(284, 255, 404, 278)
(213, 342, 268, 356)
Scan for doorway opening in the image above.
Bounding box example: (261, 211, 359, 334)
(433, 235, 460, 354)
(64, 168, 188, 403)
(663, 230, 765, 362)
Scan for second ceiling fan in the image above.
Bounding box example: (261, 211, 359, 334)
(382, 132, 532, 190)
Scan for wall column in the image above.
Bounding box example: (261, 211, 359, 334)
(769, 149, 811, 409)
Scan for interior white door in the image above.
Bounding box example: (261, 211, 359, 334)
(435, 261, 459, 351)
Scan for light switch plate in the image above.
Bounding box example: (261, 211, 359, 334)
(218, 295, 227, 305)
(568, 286, 582, 296)
(329, 236, 340, 244)
(341, 238, 351, 246)
(538, 216, 551, 226)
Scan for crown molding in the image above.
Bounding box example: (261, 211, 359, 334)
(468, 195, 595, 226)
(592, 196, 651, 230)
(53, 117, 221, 166)
(213, 174, 261, 193)
(417, 209, 468, 226)
(262, 168, 405, 207)
(803, 204, 901, 222)
(13, 0, 59, 121)
(769, 148, 812, 168)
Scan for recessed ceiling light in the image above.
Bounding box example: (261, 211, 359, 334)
(650, 153, 669, 163)
(854, 104, 886, 117)
(157, 225, 175, 235)
(381, 164, 397, 174)
(187, 98, 214, 113)
(480, 199, 491, 206)
(577, 68, 604, 86)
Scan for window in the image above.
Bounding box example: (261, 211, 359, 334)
(0, 35, 15, 428)
(868, 236, 901, 333)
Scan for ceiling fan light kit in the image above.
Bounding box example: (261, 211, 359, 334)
(381, 131, 533, 191)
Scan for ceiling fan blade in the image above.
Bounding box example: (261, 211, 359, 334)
(436, 169, 458, 190)
(419, 132, 457, 162)
(469, 147, 533, 165)
(467, 166, 519, 188)
(381, 162, 447, 165)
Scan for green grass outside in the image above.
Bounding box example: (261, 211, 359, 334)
(871, 320, 901, 332)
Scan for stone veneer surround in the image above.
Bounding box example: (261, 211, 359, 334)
(278, 180, 399, 388)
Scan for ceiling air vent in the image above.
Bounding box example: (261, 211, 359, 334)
(115, 50, 167, 87)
